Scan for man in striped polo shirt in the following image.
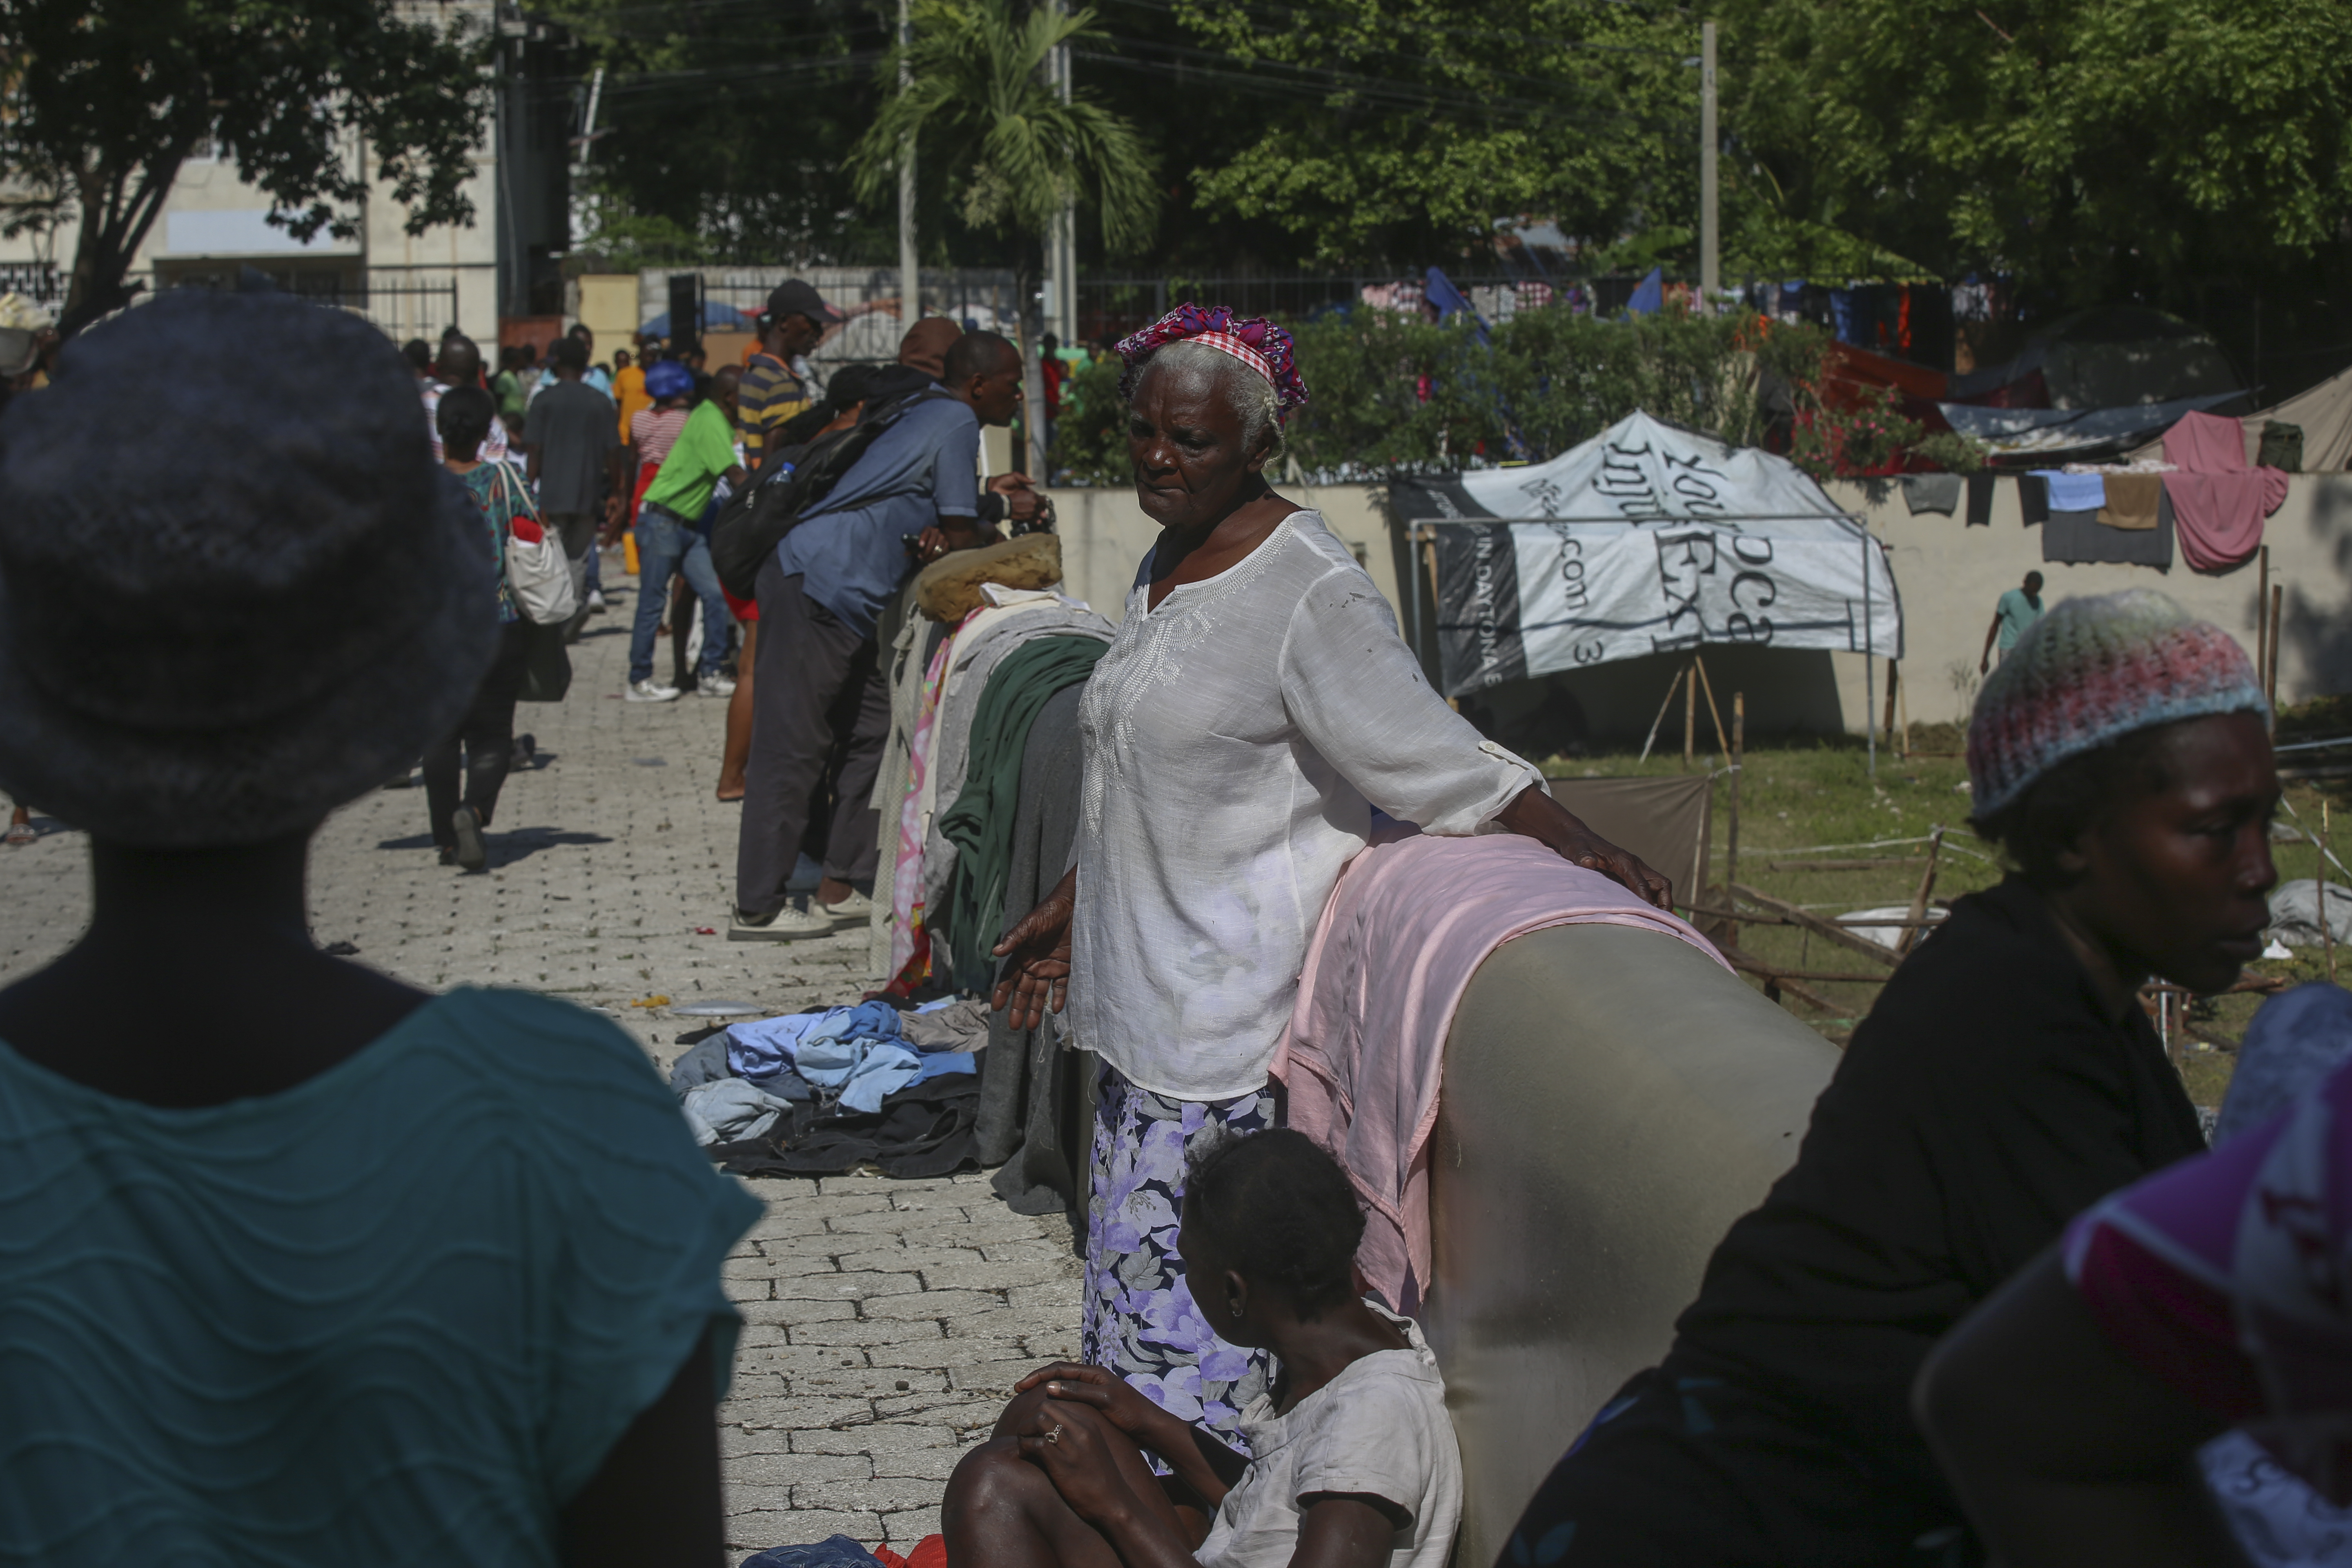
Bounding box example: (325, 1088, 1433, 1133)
(738, 278, 841, 474)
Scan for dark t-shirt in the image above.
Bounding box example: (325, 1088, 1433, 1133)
(1669, 877, 2208, 1486)
(523, 380, 618, 514)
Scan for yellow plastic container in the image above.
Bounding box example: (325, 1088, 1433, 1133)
(623, 531, 640, 576)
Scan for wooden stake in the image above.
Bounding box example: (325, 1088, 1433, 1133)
(2258, 545, 2271, 695)
(1691, 654, 1731, 759)
(2269, 583, 2284, 719)
(1882, 659, 1899, 755)
(1731, 883, 1904, 966)
(1896, 666, 1911, 760)
(1638, 668, 1684, 766)
(1896, 827, 1944, 957)
(1684, 659, 1697, 772)
(1728, 692, 1744, 947)
(2327, 801, 2337, 986)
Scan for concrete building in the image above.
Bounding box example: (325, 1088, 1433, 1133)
(0, 0, 572, 345)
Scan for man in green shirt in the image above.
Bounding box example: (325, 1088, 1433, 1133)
(626, 367, 744, 702)
(1980, 571, 2045, 674)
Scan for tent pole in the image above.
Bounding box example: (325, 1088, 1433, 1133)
(1408, 523, 1423, 666)
(1639, 668, 1684, 766)
(1862, 532, 1876, 777)
(1692, 653, 1730, 758)
(1684, 660, 1697, 771)
(1726, 691, 1743, 947)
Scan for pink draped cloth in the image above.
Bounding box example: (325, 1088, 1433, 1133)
(1272, 829, 1728, 1311)
(2163, 409, 2289, 574)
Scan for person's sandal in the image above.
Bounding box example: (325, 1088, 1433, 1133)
(4, 819, 34, 847)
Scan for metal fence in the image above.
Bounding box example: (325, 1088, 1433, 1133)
(150, 268, 461, 343)
(0, 261, 65, 311)
(1071, 272, 1654, 346)
(637, 265, 1669, 370)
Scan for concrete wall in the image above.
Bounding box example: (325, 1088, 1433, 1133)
(1045, 473, 2352, 737)
(1827, 473, 2352, 727)
(1044, 481, 1405, 621)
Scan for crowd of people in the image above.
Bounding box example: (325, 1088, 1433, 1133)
(2, 276, 2349, 1568)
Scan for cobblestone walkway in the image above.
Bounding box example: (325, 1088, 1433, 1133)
(0, 563, 1078, 1555)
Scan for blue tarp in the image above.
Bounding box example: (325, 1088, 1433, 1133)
(1624, 267, 1664, 317)
(638, 301, 751, 338)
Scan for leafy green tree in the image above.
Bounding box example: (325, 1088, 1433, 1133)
(0, 0, 486, 322)
(851, 0, 1158, 465)
(1716, 0, 2352, 302)
(851, 0, 1158, 264)
(546, 0, 893, 268)
(1162, 0, 1702, 266)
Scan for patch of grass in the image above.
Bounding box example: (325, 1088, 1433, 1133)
(1542, 731, 2352, 1110)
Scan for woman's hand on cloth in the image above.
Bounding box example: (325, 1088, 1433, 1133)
(1497, 784, 1674, 909)
(991, 868, 1076, 1030)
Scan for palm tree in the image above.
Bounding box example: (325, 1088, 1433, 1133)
(851, 0, 1158, 473)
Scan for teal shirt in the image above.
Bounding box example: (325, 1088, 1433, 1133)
(1994, 587, 2044, 650)
(0, 987, 759, 1565)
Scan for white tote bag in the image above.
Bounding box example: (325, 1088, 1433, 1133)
(493, 463, 577, 625)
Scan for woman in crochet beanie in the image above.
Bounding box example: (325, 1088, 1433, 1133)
(1498, 587, 2276, 1567)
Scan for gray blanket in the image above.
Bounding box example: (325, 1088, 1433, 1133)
(976, 680, 1097, 1237)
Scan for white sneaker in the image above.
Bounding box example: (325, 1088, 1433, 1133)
(587, 589, 608, 613)
(696, 672, 738, 697)
(626, 679, 681, 703)
(728, 903, 840, 942)
(819, 889, 875, 929)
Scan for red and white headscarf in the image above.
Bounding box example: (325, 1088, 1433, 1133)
(1115, 303, 1310, 423)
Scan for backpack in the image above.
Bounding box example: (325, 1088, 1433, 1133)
(710, 386, 954, 603)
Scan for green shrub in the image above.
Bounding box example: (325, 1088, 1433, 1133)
(1049, 302, 1977, 484)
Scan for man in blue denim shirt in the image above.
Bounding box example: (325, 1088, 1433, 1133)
(731, 331, 1026, 942)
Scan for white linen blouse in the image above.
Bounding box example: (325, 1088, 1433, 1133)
(1068, 509, 1542, 1100)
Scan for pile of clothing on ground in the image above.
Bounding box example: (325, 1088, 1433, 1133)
(742, 1533, 945, 1568)
(668, 997, 992, 1178)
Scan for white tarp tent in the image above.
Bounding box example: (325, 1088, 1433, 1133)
(1390, 411, 1901, 697)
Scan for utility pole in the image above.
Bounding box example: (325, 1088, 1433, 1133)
(567, 65, 605, 257)
(1699, 20, 1718, 313)
(897, 0, 919, 328)
(1049, 13, 1076, 344)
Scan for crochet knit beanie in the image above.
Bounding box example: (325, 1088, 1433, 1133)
(0, 287, 497, 847)
(1967, 588, 2266, 818)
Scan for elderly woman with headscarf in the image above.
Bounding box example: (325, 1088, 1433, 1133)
(990, 305, 1669, 1448)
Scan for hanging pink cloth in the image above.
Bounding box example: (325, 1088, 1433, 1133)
(1272, 828, 1727, 1312)
(886, 633, 958, 980)
(2163, 409, 2289, 574)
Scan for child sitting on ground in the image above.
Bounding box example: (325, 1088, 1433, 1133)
(942, 1129, 1462, 1568)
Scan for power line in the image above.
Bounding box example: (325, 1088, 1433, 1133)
(1102, 0, 1692, 58)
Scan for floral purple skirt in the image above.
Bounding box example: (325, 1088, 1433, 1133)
(1080, 1062, 1275, 1452)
